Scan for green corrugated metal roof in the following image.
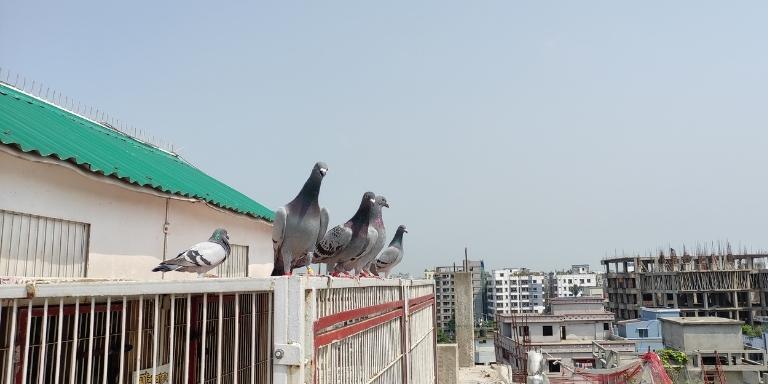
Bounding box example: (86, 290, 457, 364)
(0, 83, 274, 221)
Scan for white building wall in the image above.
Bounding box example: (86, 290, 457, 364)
(487, 268, 545, 315)
(555, 273, 599, 297)
(0, 148, 273, 280)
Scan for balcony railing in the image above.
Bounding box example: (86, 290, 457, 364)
(0, 276, 436, 384)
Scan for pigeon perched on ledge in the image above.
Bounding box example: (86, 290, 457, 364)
(152, 228, 231, 278)
(371, 225, 407, 278)
(315, 192, 377, 276)
(351, 195, 388, 276)
(271, 162, 329, 276)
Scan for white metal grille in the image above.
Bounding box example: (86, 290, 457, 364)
(215, 245, 248, 278)
(0, 276, 435, 384)
(311, 280, 436, 384)
(316, 318, 403, 384)
(408, 305, 435, 384)
(0, 279, 272, 384)
(0, 209, 89, 278)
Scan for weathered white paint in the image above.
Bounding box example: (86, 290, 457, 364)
(0, 148, 273, 279)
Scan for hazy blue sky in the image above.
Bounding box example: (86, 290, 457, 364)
(3, 2, 768, 275)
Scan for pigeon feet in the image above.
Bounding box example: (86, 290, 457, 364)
(306, 266, 315, 275)
(204, 273, 218, 278)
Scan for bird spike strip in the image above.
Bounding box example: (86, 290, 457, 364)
(548, 352, 672, 384)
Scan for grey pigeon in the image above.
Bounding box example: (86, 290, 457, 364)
(371, 225, 407, 278)
(152, 228, 231, 277)
(314, 192, 377, 276)
(271, 162, 329, 276)
(344, 195, 388, 276)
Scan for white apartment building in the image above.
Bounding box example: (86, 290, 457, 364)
(434, 260, 487, 331)
(486, 268, 546, 316)
(553, 264, 600, 298)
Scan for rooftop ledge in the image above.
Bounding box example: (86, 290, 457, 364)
(0, 275, 435, 299)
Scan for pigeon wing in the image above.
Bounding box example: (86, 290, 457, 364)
(357, 227, 378, 263)
(188, 241, 227, 267)
(315, 225, 352, 261)
(271, 207, 288, 275)
(375, 246, 401, 269)
(163, 241, 226, 268)
(272, 207, 287, 255)
(317, 207, 329, 245)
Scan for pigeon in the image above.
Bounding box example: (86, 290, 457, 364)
(152, 228, 231, 278)
(314, 192, 377, 276)
(271, 162, 329, 276)
(371, 225, 407, 278)
(346, 195, 388, 276)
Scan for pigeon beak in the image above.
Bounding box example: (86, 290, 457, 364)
(319, 168, 328, 176)
(384, 202, 390, 208)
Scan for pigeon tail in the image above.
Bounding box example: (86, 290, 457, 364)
(152, 264, 179, 273)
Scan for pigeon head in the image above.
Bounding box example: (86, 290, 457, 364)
(210, 228, 230, 244)
(362, 191, 376, 206)
(313, 162, 329, 178)
(350, 192, 377, 225)
(397, 225, 408, 234)
(375, 195, 389, 208)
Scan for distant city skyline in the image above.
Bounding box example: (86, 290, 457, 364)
(4, 1, 768, 275)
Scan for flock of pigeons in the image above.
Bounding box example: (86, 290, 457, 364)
(152, 162, 406, 278)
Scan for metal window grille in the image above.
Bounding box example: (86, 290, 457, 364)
(0, 209, 89, 278)
(215, 245, 248, 278)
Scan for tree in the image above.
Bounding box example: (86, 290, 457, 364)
(569, 284, 583, 297)
(437, 328, 453, 343)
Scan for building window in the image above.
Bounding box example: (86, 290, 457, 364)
(587, 279, 591, 283)
(638, 328, 648, 338)
(0, 209, 90, 278)
(542, 325, 553, 336)
(568, 279, 572, 284)
(580, 279, 584, 284)
(215, 244, 249, 277)
(603, 323, 610, 331)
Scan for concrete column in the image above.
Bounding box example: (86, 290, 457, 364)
(672, 293, 679, 308)
(704, 292, 709, 310)
(437, 344, 459, 384)
(454, 272, 475, 367)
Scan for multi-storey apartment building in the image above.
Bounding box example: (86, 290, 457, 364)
(553, 264, 600, 298)
(602, 250, 768, 321)
(486, 268, 546, 316)
(434, 259, 487, 331)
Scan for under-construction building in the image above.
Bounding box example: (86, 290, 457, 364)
(602, 246, 768, 322)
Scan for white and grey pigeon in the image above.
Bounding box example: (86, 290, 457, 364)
(371, 225, 407, 278)
(271, 162, 329, 276)
(344, 195, 388, 277)
(152, 228, 231, 278)
(314, 192, 377, 277)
